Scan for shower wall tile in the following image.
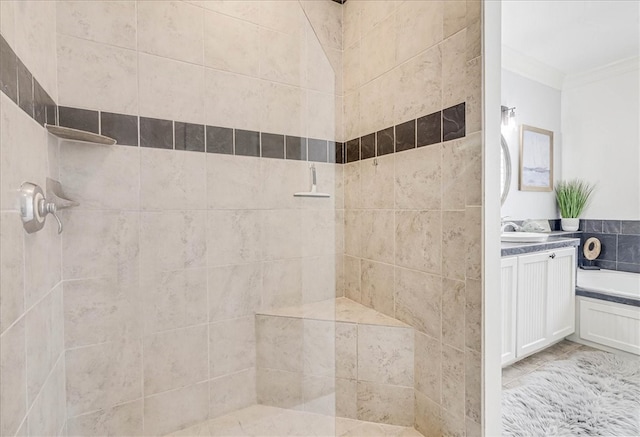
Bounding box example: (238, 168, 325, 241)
(357, 324, 414, 386)
(395, 210, 442, 274)
(143, 382, 209, 437)
(235, 129, 261, 157)
(64, 277, 141, 349)
(66, 400, 143, 437)
(208, 263, 262, 322)
(261, 80, 305, 138)
(65, 339, 142, 417)
(442, 30, 467, 109)
(204, 69, 262, 134)
(0, 318, 27, 437)
(204, 11, 260, 76)
(26, 355, 66, 437)
(356, 381, 414, 426)
(394, 145, 442, 210)
(360, 210, 394, 264)
(360, 260, 394, 317)
(207, 210, 261, 266)
(336, 323, 357, 380)
(394, 47, 442, 124)
(394, 267, 442, 338)
(441, 345, 465, 418)
(261, 133, 286, 159)
(262, 258, 303, 311)
(442, 279, 466, 350)
(206, 125, 233, 155)
(259, 27, 303, 87)
(262, 209, 302, 261)
(140, 211, 207, 272)
(137, 1, 204, 65)
(0, 211, 25, 333)
(360, 154, 394, 209)
(443, 210, 466, 281)
(256, 368, 303, 409)
(138, 53, 205, 124)
(141, 268, 207, 334)
(57, 34, 138, 115)
(207, 154, 262, 209)
(60, 143, 140, 211)
(143, 325, 209, 395)
(465, 348, 481, 423)
(466, 57, 482, 134)
(17, 59, 33, 117)
(210, 316, 256, 378)
(174, 122, 205, 152)
(101, 112, 139, 147)
(256, 315, 304, 372)
(210, 368, 257, 419)
(443, 102, 466, 141)
(140, 148, 207, 210)
(308, 138, 329, 163)
(139, 117, 173, 150)
(0, 35, 18, 103)
(414, 391, 442, 437)
(59, 106, 99, 134)
(56, 0, 137, 50)
(395, 0, 443, 65)
(303, 319, 336, 377)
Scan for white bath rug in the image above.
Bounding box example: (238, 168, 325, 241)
(502, 351, 640, 436)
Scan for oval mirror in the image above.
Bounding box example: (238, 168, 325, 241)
(500, 134, 512, 205)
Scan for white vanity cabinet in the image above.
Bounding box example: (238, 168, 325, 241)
(501, 247, 576, 366)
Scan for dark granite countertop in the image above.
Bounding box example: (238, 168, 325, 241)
(501, 236, 581, 257)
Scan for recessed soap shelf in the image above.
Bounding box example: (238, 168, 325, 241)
(45, 124, 117, 145)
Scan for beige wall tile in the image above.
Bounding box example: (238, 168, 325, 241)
(0, 1, 16, 47)
(465, 278, 482, 352)
(361, 155, 394, 209)
(303, 375, 336, 416)
(395, 0, 442, 64)
(414, 330, 441, 404)
(0, 318, 26, 437)
(140, 149, 206, 211)
(465, 132, 483, 205)
(360, 0, 397, 40)
(466, 57, 482, 135)
(62, 210, 139, 282)
(207, 154, 262, 210)
(299, 0, 342, 52)
(360, 13, 396, 83)
(210, 317, 256, 378)
(0, 211, 24, 333)
(137, 1, 203, 65)
(442, 408, 466, 437)
(138, 53, 205, 124)
(261, 159, 307, 210)
(442, 210, 466, 281)
(361, 210, 394, 264)
(206, 210, 260, 266)
(65, 339, 142, 417)
(192, 0, 261, 22)
(57, 34, 137, 114)
(344, 91, 361, 140)
(395, 267, 442, 339)
(395, 211, 442, 274)
(465, 348, 481, 423)
(256, 368, 303, 409)
(357, 381, 414, 426)
(26, 357, 66, 437)
(466, 417, 482, 437)
(306, 90, 336, 140)
(204, 68, 263, 131)
(394, 145, 442, 210)
(261, 209, 302, 261)
(442, 278, 465, 350)
(359, 74, 395, 136)
(14, 1, 57, 99)
(23, 222, 61, 309)
(67, 400, 143, 437)
(467, 19, 482, 61)
(25, 287, 64, 404)
(261, 81, 306, 137)
(444, 1, 467, 39)
(300, 210, 336, 257)
(305, 30, 340, 95)
(442, 137, 467, 210)
(414, 390, 442, 437)
(143, 325, 208, 395)
(343, 42, 362, 95)
(210, 369, 257, 418)
(301, 256, 336, 304)
(262, 258, 302, 310)
(344, 256, 361, 303)
(256, 315, 303, 372)
(358, 325, 414, 386)
(144, 382, 209, 436)
(140, 211, 206, 272)
(442, 30, 467, 109)
(336, 378, 358, 419)
(257, 1, 305, 35)
(303, 319, 336, 378)
(142, 268, 207, 334)
(342, 0, 361, 49)
(336, 323, 357, 380)
(465, 206, 482, 280)
(344, 210, 361, 257)
(56, 1, 137, 49)
(259, 28, 303, 87)
(394, 46, 442, 124)
(344, 162, 361, 210)
(361, 260, 394, 317)
(442, 345, 465, 419)
(60, 143, 140, 211)
(208, 263, 262, 322)
(204, 11, 259, 76)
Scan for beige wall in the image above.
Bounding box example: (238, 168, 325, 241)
(0, 2, 66, 437)
(341, 1, 483, 435)
(53, 1, 342, 435)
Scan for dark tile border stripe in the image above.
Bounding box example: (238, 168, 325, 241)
(578, 219, 640, 273)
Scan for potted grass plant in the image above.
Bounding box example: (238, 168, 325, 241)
(555, 179, 596, 231)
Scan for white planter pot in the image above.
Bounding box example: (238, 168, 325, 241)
(561, 218, 580, 231)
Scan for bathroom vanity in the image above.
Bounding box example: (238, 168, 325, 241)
(500, 237, 580, 366)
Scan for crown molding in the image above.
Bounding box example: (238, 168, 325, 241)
(502, 44, 566, 90)
(563, 56, 640, 90)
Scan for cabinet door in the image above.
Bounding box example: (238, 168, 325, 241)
(501, 257, 518, 366)
(546, 247, 576, 342)
(516, 251, 549, 357)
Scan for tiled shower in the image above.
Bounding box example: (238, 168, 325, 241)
(0, 1, 484, 436)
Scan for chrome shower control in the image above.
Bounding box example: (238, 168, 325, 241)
(20, 182, 63, 234)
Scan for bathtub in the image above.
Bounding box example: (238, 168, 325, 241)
(571, 269, 640, 355)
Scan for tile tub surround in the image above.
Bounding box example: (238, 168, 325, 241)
(579, 219, 640, 273)
(256, 298, 415, 426)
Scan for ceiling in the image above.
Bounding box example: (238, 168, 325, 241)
(502, 0, 640, 76)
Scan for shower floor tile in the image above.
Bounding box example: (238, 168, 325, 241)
(165, 404, 424, 437)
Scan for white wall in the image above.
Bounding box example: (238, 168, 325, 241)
(562, 59, 640, 220)
(501, 68, 562, 220)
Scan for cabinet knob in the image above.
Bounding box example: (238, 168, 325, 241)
(549, 253, 556, 259)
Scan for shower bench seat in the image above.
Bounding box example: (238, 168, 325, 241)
(255, 297, 415, 427)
